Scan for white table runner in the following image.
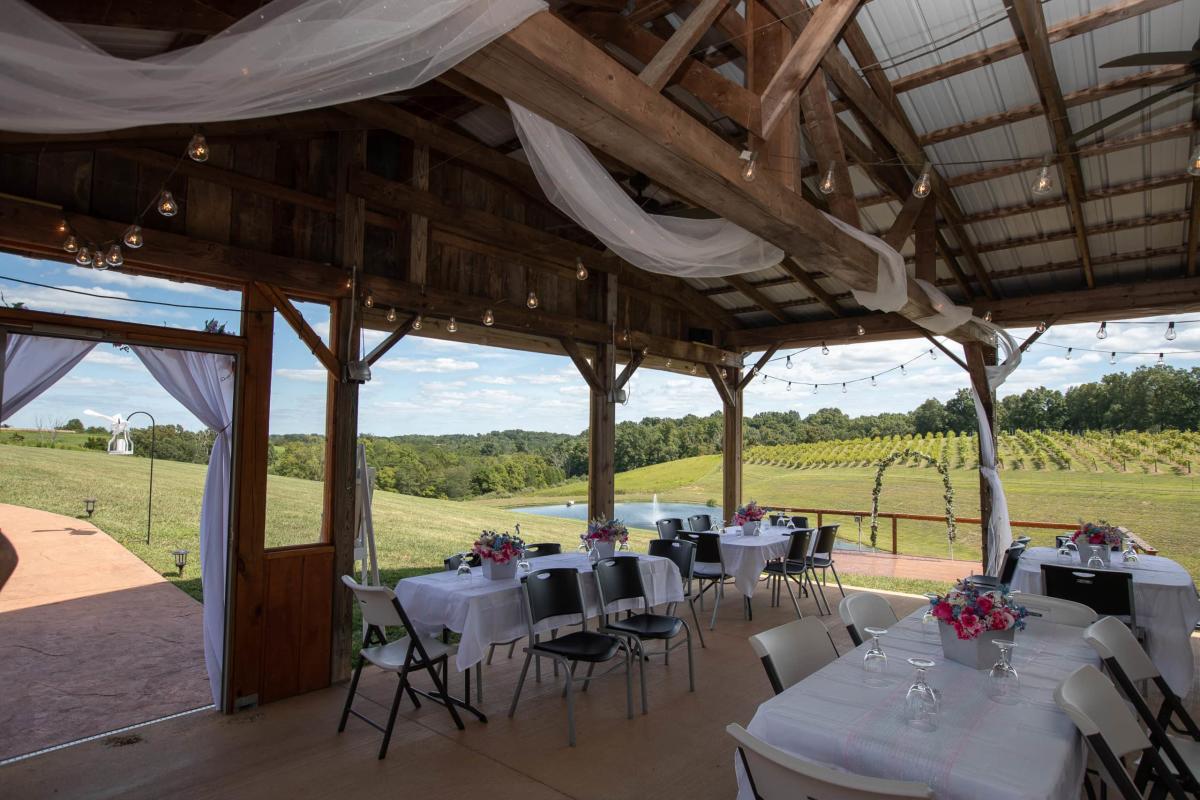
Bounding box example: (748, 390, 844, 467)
(718, 526, 794, 598)
(1013, 546, 1200, 695)
(397, 552, 683, 672)
(737, 610, 1097, 800)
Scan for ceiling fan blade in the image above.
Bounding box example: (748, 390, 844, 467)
(1100, 51, 1199, 69)
(1067, 76, 1200, 147)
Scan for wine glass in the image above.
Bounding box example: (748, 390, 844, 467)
(516, 545, 531, 574)
(456, 553, 473, 580)
(1056, 540, 1075, 561)
(1086, 545, 1105, 569)
(862, 626, 889, 686)
(1121, 535, 1139, 563)
(921, 594, 939, 639)
(987, 640, 1020, 705)
(904, 658, 939, 731)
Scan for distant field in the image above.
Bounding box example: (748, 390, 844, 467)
(499, 454, 1200, 578)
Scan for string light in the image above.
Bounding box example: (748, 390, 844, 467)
(447, 317, 457, 333)
(1031, 156, 1053, 195)
(1158, 353, 1165, 365)
(122, 225, 143, 249)
(982, 310, 993, 322)
(412, 314, 424, 330)
(62, 234, 79, 254)
(739, 149, 758, 182)
(818, 165, 836, 195)
(156, 190, 178, 217)
(186, 133, 209, 163)
(821, 342, 830, 356)
(811, 383, 818, 394)
(912, 161, 932, 198)
(575, 257, 588, 281)
(74, 246, 91, 267)
(1109, 352, 1117, 365)
(1166, 321, 1177, 341)
(870, 375, 877, 386)
(363, 294, 374, 309)
(1066, 347, 1072, 360)
(482, 308, 495, 326)
(92, 249, 108, 270)
(841, 382, 847, 393)
(104, 244, 123, 268)
(1036, 321, 1047, 333)
(928, 347, 936, 360)
(1189, 144, 1200, 178)
(344, 276, 353, 290)
(386, 307, 397, 323)
(1096, 321, 1108, 340)
(665, 359, 672, 368)
(689, 364, 698, 375)
(786, 382, 792, 391)
(856, 324, 866, 336)
(55, 219, 68, 235)
(526, 290, 539, 309)
(786, 355, 793, 369)
(762, 373, 768, 383)
(900, 364, 906, 376)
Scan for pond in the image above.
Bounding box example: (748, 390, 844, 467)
(510, 500, 717, 530)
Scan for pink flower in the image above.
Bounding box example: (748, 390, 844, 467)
(932, 602, 953, 622)
(976, 596, 993, 614)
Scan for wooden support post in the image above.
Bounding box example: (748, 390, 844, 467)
(227, 283, 274, 711)
(964, 342, 997, 572)
(585, 274, 618, 520)
(706, 364, 743, 522)
(914, 200, 937, 284)
(256, 282, 341, 378)
(329, 132, 366, 684)
(409, 144, 429, 285)
(1187, 175, 1199, 277)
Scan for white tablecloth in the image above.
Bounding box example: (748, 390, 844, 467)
(1013, 546, 1200, 695)
(396, 553, 683, 672)
(737, 610, 1097, 800)
(719, 526, 793, 598)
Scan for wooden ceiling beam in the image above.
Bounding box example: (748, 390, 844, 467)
(725, 274, 792, 322)
(779, 259, 844, 316)
(456, 12, 986, 340)
(944, 210, 1190, 257)
(960, 174, 1191, 225)
(1007, 0, 1095, 288)
(638, 0, 731, 92)
(881, 191, 928, 250)
(758, 0, 862, 141)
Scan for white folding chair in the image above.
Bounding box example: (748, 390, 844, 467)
(728, 723, 933, 799)
(749, 617, 838, 695)
(1014, 592, 1098, 627)
(838, 592, 899, 647)
(1055, 664, 1187, 799)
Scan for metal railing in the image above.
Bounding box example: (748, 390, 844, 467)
(762, 505, 1158, 557)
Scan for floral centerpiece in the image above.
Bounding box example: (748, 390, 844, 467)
(734, 500, 766, 535)
(472, 530, 525, 580)
(583, 518, 629, 559)
(1070, 521, 1122, 565)
(930, 579, 1028, 669)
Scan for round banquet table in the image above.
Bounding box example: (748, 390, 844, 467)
(1012, 546, 1200, 695)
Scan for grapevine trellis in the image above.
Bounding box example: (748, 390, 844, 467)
(869, 448, 956, 550)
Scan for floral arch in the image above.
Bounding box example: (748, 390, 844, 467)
(869, 449, 956, 550)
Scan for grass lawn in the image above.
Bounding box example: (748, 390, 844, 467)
(498, 455, 1200, 579)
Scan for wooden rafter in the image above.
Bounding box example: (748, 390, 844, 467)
(364, 317, 416, 366)
(704, 362, 736, 408)
(914, 201, 937, 284)
(561, 337, 605, 394)
(726, 275, 790, 322)
(944, 210, 1190, 258)
(639, 0, 730, 92)
(614, 349, 647, 392)
(1189, 178, 1200, 277)
(1007, 0, 1095, 288)
(254, 282, 341, 377)
(779, 259, 843, 316)
(758, 0, 861, 141)
(737, 344, 781, 391)
(881, 191, 927, 251)
(960, 174, 1190, 226)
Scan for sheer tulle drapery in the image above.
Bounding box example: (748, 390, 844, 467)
(1, 334, 96, 422)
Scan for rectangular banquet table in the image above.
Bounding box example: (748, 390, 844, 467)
(718, 525, 794, 598)
(397, 552, 683, 672)
(1012, 546, 1200, 696)
(736, 609, 1098, 800)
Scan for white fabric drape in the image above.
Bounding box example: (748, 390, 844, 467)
(508, 101, 784, 276)
(133, 347, 235, 708)
(1, 333, 96, 422)
(822, 214, 908, 313)
(0, 0, 545, 133)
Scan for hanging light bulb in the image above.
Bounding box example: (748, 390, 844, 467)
(928, 348, 937, 360)
(75, 246, 92, 266)
(762, 373, 768, 383)
(912, 161, 932, 198)
(720, 368, 728, 380)
(1066, 347, 1073, 361)
(447, 317, 458, 333)
(1109, 352, 1117, 365)
(841, 382, 847, 394)
(982, 310, 993, 323)
(1189, 144, 1200, 178)
(821, 342, 830, 356)
(665, 358, 672, 368)
(104, 243, 123, 268)
(1031, 156, 1054, 195)
(411, 314, 422, 331)
(156, 190, 178, 217)
(92, 248, 108, 270)
(1158, 352, 1165, 365)
(482, 308, 495, 326)
(870, 375, 877, 387)
(1166, 321, 1177, 341)
(526, 290, 539, 310)
(1036, 321, 1047, 333)
(187, 133, 209, 163)
(1096, 321, 1108, 340)
(62, 234, 79, 254)
(575, 257, 588, 281)
(738, 149, 758, 182)
(344, 276, 353, 290)
(122, 224, 144, 249)
(901, 364, 907, 376)
(811, 383, 818, 395)
(818, 164, 836, 195)
(55, 219, 68, 235)
(786, 382, 792, 391)
(856, 323, 866, 336)
(363, 294, 374, 309)
(786, 355, 793, 369)
(386, 307, 397, 323)
(689, 363, 698, 375)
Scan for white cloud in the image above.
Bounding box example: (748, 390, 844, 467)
(374, 356, 480, 373)
(275, 368, 328, 383)
(526, 374, 568, 385)
(82, 349, 141, 370)
(477, 376, 515, 385)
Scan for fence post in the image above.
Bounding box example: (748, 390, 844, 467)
(817, 511, 823, 527)
(891, 516, 898, 554)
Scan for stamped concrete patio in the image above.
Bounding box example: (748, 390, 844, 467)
(0, 504, 210, 761)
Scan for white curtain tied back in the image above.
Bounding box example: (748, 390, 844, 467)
(1, 334, 96, 422)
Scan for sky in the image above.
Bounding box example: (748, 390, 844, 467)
(3, 252, 1199, 436)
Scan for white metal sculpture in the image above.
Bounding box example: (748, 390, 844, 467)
(84, 408, 132, 455)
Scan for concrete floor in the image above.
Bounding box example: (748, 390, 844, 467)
(0, 504, 209, 761)
(1, 580, 926, 800)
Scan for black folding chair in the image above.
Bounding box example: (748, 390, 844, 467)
(443, 552, 481, 571)
(761, 528, 817, 619)
(805, 525, 844, 614)
(594, 555, 695, 713)
(655, 518, 683, 540)
(677, 531, 744, 628)
(648, 538, 706, 648)
(687, 513, 715, 532)
(486, 542, 562, 665)
(509, 568, 633, 747)
(1041, 563, 1138, 635)
(338, 576, 485, 759)
(965, 543, 1025, 588)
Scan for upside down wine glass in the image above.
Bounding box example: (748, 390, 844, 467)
(921, 594, 939, 639)
(1086, 545, 1105, 569)
(456, 552, 473, 580)
(904, 658, 939, 731)
(987, 640, 1021, 705)
(863, 626, 889, 687)
(516, 546, 531, 574)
